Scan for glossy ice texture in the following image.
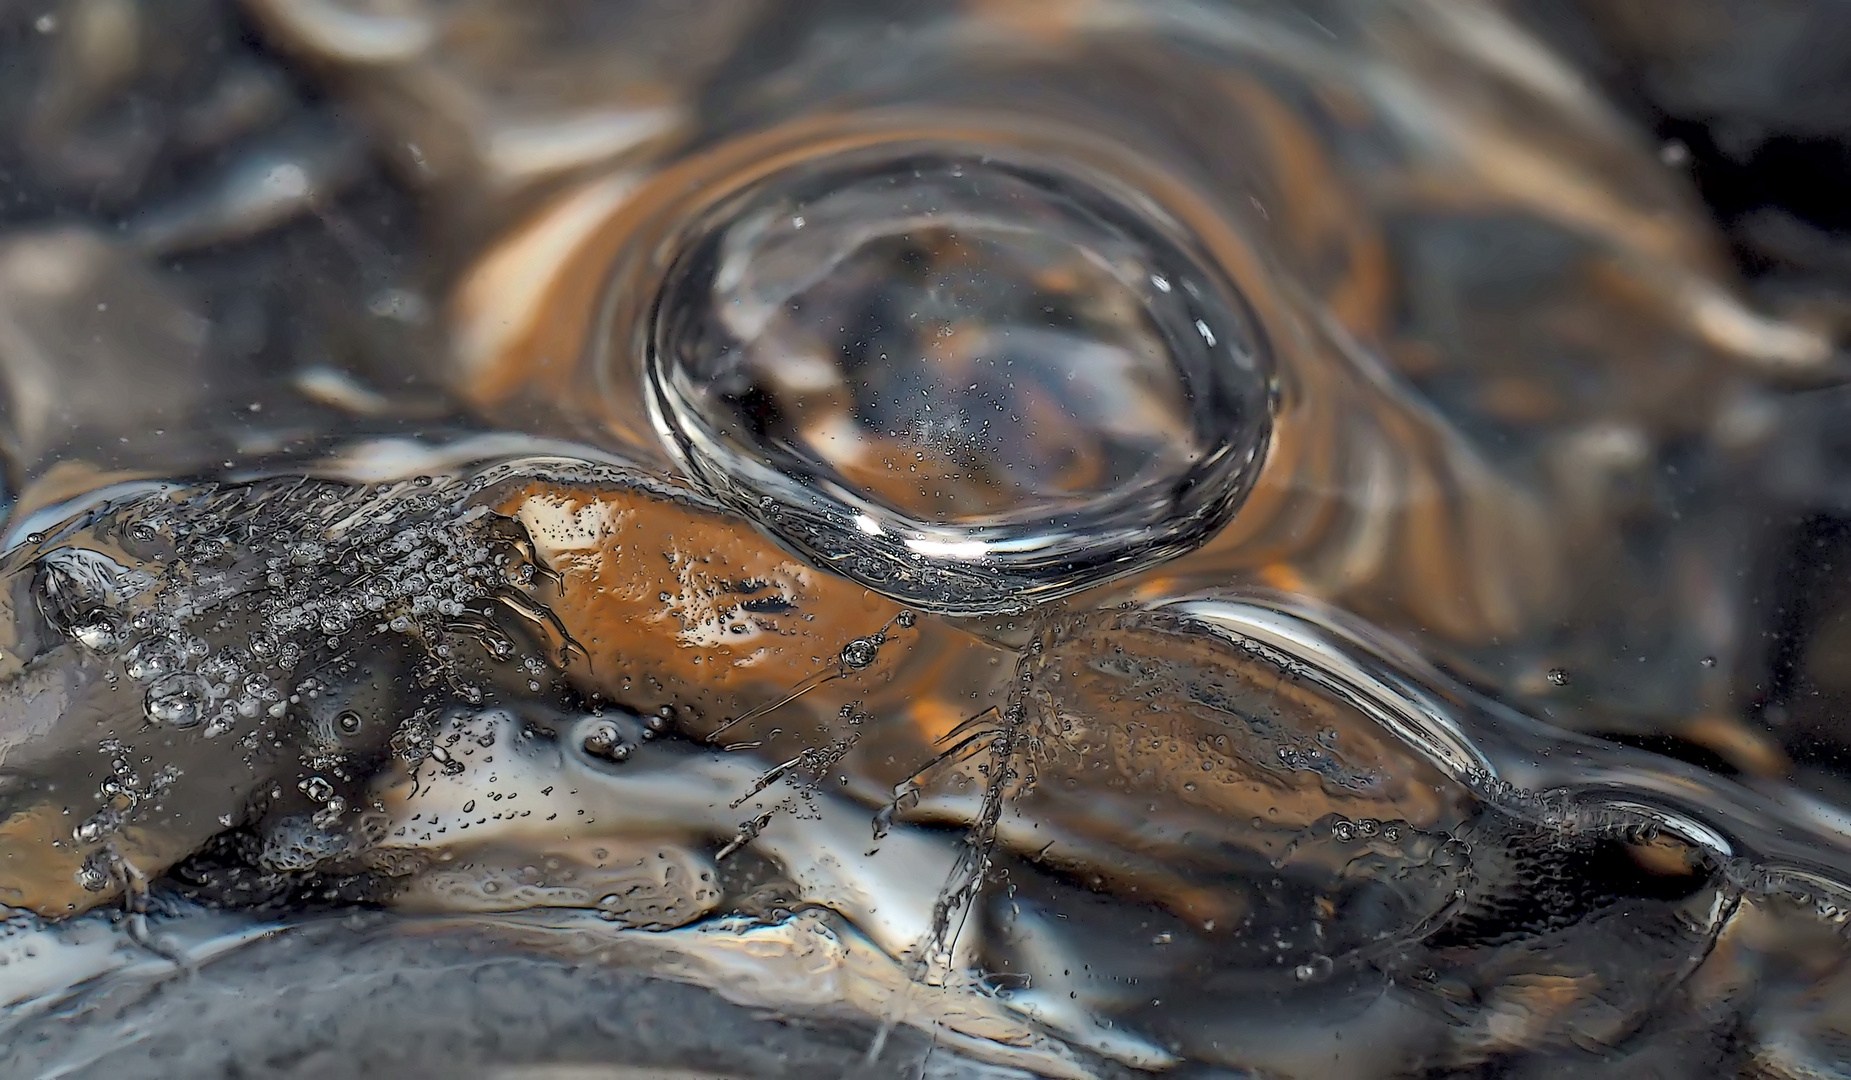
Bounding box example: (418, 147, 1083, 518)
(1, 1, 1849, 1078)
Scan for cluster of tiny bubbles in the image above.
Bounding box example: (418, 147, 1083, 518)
(260, 813, 354, 873)
(1270, 740, 1381, 791)
(591, 858, 722, 929)
(72, 736, 182, 849)
(14, 470, 576, 881)
(645, 144, 1274, 616)
(389, 710, 462, 775)
(581, 719, 635, 764)
(297, 773, 347, 829)
(1788, 880, 1851, 929)
(1327, 816, 1405, 845)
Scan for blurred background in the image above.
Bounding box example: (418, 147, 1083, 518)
(3, 4, 1851, 1076)
(1508, 0, 1851, 784)
(3, 0, 1851, 784)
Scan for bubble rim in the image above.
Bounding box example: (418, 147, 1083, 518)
(635, 120, 1278, 616)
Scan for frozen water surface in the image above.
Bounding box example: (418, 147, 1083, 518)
(3, 1, 1851, 1077)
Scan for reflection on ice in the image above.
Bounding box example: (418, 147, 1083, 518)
(5, 0, 1851, 1076)
(2, 451, 1851, 1075)
(0, 906, 1088, 1080)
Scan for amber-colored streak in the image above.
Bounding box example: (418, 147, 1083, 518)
(449, 105, 1307, 457)
(1678, 714, 1792, 780)
(450, 171, 649, 425)
(1471, 973, 1604, 1053)
(961, 0, 1101, 44)
(0, 810, 208, 919)
(1216, 71, 1391, 336)
(484, 477, 1008, 780)
(456, 118, 1089, 445)
(0, 804, 93, 917)
(1034, 627, 1456, 832)
(1149, 335, 1559, 645)
(1378, 393, 1555, 642)
(1374, 106, 1716, 277)
(487, 479, 899, 732)
(965, 620, 1467, 927)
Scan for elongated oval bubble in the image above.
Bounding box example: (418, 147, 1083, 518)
(648, 148, 1272, 615)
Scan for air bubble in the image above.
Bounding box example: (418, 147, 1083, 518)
(1293, 954, 1333, 982)
(74, 858, 111, 893)
(144, 673, 209, 728)
(583, 721, 634, 764)
(647, 148, 1271, 614)
(260, 816, 349, 872)
(839, 637, 881, 669)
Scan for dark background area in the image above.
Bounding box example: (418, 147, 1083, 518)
(1515, 0, 1851, 305)
(1515, 0, 1851, 782)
